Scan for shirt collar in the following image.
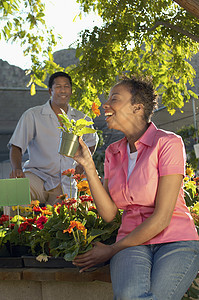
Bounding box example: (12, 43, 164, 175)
(109, 122, 157, 154)
(41, 100, 54, 115)
(67, 105, 77, 118)
(136, 122, 157, 147)
(41, 101, 75, 117)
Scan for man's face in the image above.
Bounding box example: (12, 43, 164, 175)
(49, 76, 72, 108)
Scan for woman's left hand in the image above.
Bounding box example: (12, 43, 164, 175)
(72, 242, 114, 273)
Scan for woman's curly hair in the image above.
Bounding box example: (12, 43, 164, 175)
(117, 75, 158, 122)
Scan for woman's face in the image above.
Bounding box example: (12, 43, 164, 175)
(103, 84, 135, 132)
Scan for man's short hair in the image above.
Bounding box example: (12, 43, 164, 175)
(48, 72, 72, 88)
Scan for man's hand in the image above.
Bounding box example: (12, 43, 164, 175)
(9, 169, 25, 178)
(9, 145, 24, 178)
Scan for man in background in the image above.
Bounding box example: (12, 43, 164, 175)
(8, 71, 98, 204)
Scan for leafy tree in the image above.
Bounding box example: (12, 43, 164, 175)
(70, 0, 199, 114)
(1, 0, 199, 116)
(0, 0, 62, 95)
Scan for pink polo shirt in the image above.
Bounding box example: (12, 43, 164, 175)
(104, 122, 199, 244)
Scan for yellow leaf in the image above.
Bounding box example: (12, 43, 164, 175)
(30, 83, 36, 96)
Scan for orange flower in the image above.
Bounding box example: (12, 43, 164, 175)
(76, 180, 90, 193)
(75, 221, 86, 231)
(29, 200, 40, 207)
(63, 220, 85, 234)
(56, 194, 68, 200)
(92, 103, 100, 116)
(62, 169, 75, 177)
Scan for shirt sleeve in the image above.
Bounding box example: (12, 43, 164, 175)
(158, 134, 186, 177)
(82, 115, 99, 148)
(8, 109, 35, 155)
(82, 130, 99, 148)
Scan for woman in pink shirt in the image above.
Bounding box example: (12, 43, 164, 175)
(73, 76, 199, 299)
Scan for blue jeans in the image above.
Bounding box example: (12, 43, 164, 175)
(110, 240, 199, 300)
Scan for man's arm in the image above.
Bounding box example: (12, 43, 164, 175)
(9, 145, 25, 178)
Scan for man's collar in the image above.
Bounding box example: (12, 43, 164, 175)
(41, 100, 75, 117)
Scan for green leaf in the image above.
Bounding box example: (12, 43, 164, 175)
(188, 90, 198, 99)
(75, 119, 94, 127)
(64, 246, 79, 261)
(2, 1, 9, 11)
(87, 228, 109, 244)
(77, 127, 96, 136)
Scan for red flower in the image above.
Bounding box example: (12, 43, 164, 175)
(27, 217, 37, 224)
(18, 221, 33, 233)
(73, 174, 86, 182)
(88, 206, 97, 211)
(36, 216, 48, 229)
(62, 198, 77, 208)
(9, 223, 15, 229)
(33, 206, 42, 213)
(62, 169, 75, 177)
(79, 195, 93, 203)
(0, 215, 12, 225)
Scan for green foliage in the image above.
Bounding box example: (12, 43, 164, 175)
(182, 274, 199, 299)
(58, 109, 96, 136)
(73, 0, 199, 113)
(29, 201, 122, 261)
(0, 0, 62, 94)
(93, 151, 105, 178)
(177, 125, 199, 169)
(1, 0, 199, 115)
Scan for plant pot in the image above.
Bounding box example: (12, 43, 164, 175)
(22, 256, 76, 268)
(0, 257, 24, 268)
(0, 245, 11, 257)
(58, 132, 79, 157)
(10, 245, 31, 257)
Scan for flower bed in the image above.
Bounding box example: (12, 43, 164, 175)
(0, 169, 122, 265)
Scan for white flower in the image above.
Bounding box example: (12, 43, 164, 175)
(36, 253, 50, 262)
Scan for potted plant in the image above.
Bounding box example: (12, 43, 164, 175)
(0, 169, 121, 268)
(58, 103, 100, 157)
(27, 169, 122, 266)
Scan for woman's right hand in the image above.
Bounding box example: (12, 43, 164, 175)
(73, 137, 95, 171)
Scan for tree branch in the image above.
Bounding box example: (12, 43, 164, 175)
(143, 20, 199, 43)
(174, 0, 199, 19)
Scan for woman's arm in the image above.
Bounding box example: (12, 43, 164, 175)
(111, 173, 183, 252)
(73, 173, 183, 271)
(73, 138, 118, 222)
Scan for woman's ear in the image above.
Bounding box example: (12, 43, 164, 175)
(132, 104, 143, 114)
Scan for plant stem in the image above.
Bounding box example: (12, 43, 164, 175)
(72, 230, 77, 244)
(70, 177, 72, 198)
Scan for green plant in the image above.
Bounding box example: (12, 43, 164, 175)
(177, 125, 199, 170)
(58, 103, 100, 136)
(29, 191, 121, 262)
